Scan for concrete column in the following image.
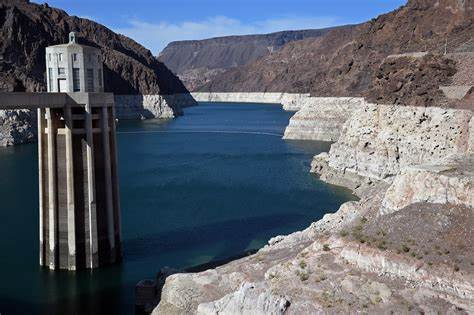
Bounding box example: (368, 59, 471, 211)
(37, 108, 46, 266)
(46, 108, 58, 269)
(101, 105, 116, 261)
(110, 105, 122, 257)
(85, 101, 99, 268)
(64, 105, 76, 270)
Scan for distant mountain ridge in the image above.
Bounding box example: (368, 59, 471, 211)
(0, 0, 189, 95)
(198, 0, 474, 107)
(158, 27, 354, 90)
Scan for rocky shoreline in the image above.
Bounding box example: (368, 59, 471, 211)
(115, 93, 197, 120)
(191, 92, 311, 111)
(151, 98, 474, 314)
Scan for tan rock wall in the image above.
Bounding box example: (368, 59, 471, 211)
(283, 97, 365, 141)
(190, 92, 312, 111)
(313, 104, 473, 183)
(381, 157, 474, 215)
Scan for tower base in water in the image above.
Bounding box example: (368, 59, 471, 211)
(38, 93, 121, 270)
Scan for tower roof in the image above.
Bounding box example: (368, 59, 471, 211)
(45, 32, 100, 51)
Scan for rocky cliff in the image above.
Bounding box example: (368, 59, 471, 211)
(282, 97, 366, 141)
(312, 103, 473, 189)
(199, 0, 473, 108)
(0, 0, 196, 146)
(158, 28, 351, 91)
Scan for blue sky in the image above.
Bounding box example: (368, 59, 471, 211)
(33, 0, 406, 54)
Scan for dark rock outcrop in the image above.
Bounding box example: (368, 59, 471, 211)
(158, 27, 353, 91)
(199, 0, 473, 107)
(366, 53, 457, 107)
(0, 0, 189, 95)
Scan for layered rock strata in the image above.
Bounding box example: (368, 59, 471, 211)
(381, 154, 474, 215)
(312, 103, 473, 189)
(190, 92, 354, 112)
(282, 97, 365, 141)
(115, 94, 197, 120)
(191, 92, 312, 111)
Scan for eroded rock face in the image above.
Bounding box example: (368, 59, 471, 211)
(115, 95, 177, 120)
(114, 94, 197, 120)
(191, 92, 312, 111)
(0, 109, 35, 146)
(365, 54, 457, 107)
(313, 104, 473, 186)
(196, 282, 290, 315)
(283, 97, 365, 141)
(381, 154, 474, 215)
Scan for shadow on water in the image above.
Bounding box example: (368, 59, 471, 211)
(1, 285, 132, 315)
(123, 212, 308, 263)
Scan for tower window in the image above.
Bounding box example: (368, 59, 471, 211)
(58, 68, 66, 75)
(58, 53, 63, 62)
(72, 53, 77, 62)
(73, 68, 80, 92)
(86, 69, 94, 92)
(98, 69, 102, 87)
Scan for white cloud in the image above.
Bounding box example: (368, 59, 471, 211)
(113, 15, 339, 55)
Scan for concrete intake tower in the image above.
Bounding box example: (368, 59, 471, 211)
(38, 32, 122, 270)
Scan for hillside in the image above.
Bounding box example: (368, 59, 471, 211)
(158, 27, 353, 90)
(0, 0, 189, 95)
(199, 0, 474, 107)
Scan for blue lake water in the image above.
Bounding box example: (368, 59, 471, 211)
(0, 102, 355, 314)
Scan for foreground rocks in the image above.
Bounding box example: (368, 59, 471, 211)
(154, 183, 474, 313)
(153, 101, 474, 314)
(381, 154, 474, 215)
